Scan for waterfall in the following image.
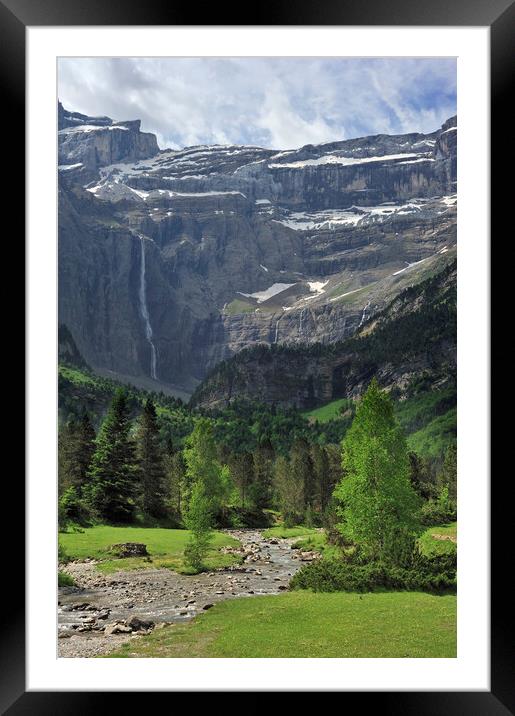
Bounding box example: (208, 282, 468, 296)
(274, 315, 282, 344)
(138, 236, 158, 380)
(358, 300, 371, 329)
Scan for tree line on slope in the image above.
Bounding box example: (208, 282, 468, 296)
(59, 379, 456, 571)
(58, 388, 345, 531)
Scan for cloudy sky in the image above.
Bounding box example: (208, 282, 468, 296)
(58, 57, 456, 151)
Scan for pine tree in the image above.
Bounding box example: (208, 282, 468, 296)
(311, 443, 331, 513)
(136, 399, 168, 519)
(251, 439, 274, 509)
(85, 389, 138, 523)
(228, 451, 254, 509)
(335, 378, 420, 563)
(59, 412, 96, 494)
(438, 443, 457, 501)
(290, 438, 315, 511)
(274, 455, 304, 527)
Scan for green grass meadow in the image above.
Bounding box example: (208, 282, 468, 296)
(107, 590, 456, 658)
(59, 526, 241, 574)
(417, 522, 457, 558)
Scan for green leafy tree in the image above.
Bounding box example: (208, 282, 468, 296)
(85, 389, 138, 523)
(183, 418, 233, 520)
(136, 399, 168, 518)
(183, 482, 213, 571)
(165, 439, 185, 519)
(335, 379, 420, 563)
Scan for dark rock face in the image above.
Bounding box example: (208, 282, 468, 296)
(191, 262, 457, 411)
(58, 104, 457, 395)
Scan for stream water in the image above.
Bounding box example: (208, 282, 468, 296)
(58, 530, 307, 657)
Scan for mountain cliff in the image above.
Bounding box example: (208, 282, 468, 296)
(58, 104, 456, 396)
(191, 261, 457, 411)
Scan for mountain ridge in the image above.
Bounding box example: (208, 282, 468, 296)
(58, 104, 456, 395)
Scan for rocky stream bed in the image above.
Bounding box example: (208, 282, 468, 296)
(58, 530, 319, 657)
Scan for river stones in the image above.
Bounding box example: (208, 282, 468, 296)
(108, 543, 148, 558)
(105, 621, 133, 636)
(126, 615, 155, 632)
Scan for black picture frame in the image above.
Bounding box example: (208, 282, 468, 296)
(5, 0, 507, 710)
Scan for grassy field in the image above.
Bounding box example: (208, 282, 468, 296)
(302, 398, 354, 423)
(106, 590, 456, 658)
(300, 386, 456, 459)
(262, 526, 321, 539)
(406, 408, 457, 458)
(225, 298, 255, 315)
(417, 522, 457, 558)
(59, 526, 241, 574)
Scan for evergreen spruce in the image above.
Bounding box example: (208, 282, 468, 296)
(136, 399, 169, 519)
(274, 455, 304, 527)
(85, 389, 138, 523)
(290, 438, 315, 511)
(251, 439, 274, 509)
(58, 412, 96, 494)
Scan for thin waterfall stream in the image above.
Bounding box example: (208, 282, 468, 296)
(138, 236, 158, 380)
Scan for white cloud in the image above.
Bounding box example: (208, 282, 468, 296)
(58, 57, 456, 151)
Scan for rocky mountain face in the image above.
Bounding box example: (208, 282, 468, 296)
(191, 261, 457, 411)
(58, 104, 456, 396)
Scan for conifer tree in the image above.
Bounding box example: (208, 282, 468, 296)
(85, 389, 138, 523)
(311, 443, 331, 512)
(136, 399, 168, 518)
(438, 443, 457, 501)
(335, 378, 420, 563)
(251, 439, 274, 509)
(59, 412, 96, 494)
(290, 438, 315, 511)
(274, 455, 304, 527)
(228, 451, 254, 509)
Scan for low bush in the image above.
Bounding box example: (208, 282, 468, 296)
(58, 571, 75, 587)
(419, 498, 457, 526)
(290, 552, 456, 594)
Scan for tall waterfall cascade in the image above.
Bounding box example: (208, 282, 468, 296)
(138, 236, 158, 380)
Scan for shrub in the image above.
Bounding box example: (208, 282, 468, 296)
(419, 495, 457, 526)
(58, 571, 75, 587)
(290, 552, 456, 594)
(58, 540, 70, 564)
(59, 486, 89, 526)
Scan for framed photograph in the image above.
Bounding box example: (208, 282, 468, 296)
(6, 0, 506, 709)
